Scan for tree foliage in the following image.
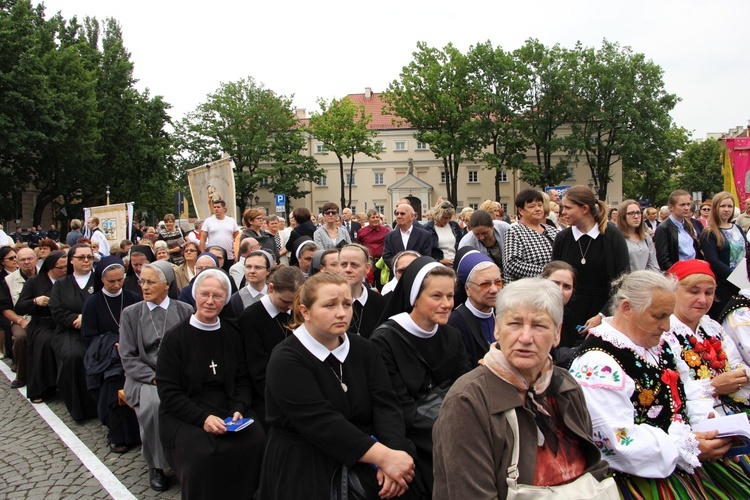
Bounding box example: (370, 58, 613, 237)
(307, 97, 382, 208)
(383, 42, 485, 206)
(175, 77, 321, 213)
(675, 138, 723, 199)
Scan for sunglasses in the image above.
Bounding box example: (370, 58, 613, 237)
(72, 255, 94, 261)
(324, 210, 338, 216)
(469, 279, 503, 290)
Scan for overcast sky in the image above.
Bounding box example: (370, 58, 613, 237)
(41, 0, 748, 139)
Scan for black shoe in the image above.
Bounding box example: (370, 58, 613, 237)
(149, 468, 169, 491)
(109, 442, 129, 454)
(11, 379, 24, 389)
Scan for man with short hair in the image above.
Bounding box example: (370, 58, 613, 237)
(11, 227, 24, 244)
(342, 207, 361, 240)
(86, 217, 110, 256)
(200, 201, 239, 267)
(47, 224, 59, 242)
(185, 219, 203, 245)
(458, 209, 511, 271)
(0, 247, 38, 387)
(654, 190, 702, 271)
(548, 189, 560, 204)
(382, 203, 431, 268)
(736, 198, 750, 232)
(67, 219, 83, 246)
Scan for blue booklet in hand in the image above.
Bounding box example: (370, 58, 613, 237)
(224, 417, 254, 432)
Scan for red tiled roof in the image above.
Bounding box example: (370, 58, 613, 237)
(345, 92, 412, 130)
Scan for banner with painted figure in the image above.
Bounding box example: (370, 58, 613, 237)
(83, 202, 134, 243)
(723, 137, 750, 204)
(186, 157, 237, 220)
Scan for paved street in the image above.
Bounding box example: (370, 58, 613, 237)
(0, 359, 181, 499)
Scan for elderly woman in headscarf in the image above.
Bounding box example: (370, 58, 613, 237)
(81, 255, 141, 453)
(157, 269, 266, 498)
(434, 278, 613, 499)
(119, 260, 193, 492)
(228, 250, 274, 317)
(370, 256, 472, 497)
(448, 251, 503, 366)
(48, 243, 99, 421)
(16, 251, 67, 403)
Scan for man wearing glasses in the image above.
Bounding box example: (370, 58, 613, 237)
(0, 248, 38, 388)
(382, 203, 431, 269)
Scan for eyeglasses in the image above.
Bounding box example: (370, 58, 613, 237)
(244, 265, 268, 271)
(439, 202, 454, 210)
(254, 216, 267, 221)
(626, 212, 642, 217)
(197, 291, 227, 302)
(700, 207, 710, 212)
(72, 255, 94, 261)
(469, 279, 503, 290)
(18, 257, 35, 263)
(4, 256, 17, 261)
(54, 265, 67, 271)
(323, 210, 338, 216)
(394, 211, 409, 216)
(137, 279, 161, 287)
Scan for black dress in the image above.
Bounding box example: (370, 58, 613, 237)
(48, 274, 98, 421)
(15, 273, 57, 400)
(369, 319, 472, 497)
(348, 289, 385, 339)
(239, 299, 291, 428)
(157, 318, 266, 499)
(81, 290, 142, 446)
(258, 333, 416, 500)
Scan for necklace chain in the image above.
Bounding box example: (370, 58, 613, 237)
(149, 305, 169, 344)
(104, 293, 124, 328)
(577, 237, 593, 265)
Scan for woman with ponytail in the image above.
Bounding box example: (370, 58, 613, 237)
(552, 186, 629, 345)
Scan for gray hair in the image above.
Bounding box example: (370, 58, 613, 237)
(610, 270, 678, 314)
(496, 278, 563, 329)
(142, 263, 167, 284)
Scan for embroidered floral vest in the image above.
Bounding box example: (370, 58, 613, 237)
(578, 336, 688, 432)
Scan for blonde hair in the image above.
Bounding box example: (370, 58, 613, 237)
(703, 191, 734, 250)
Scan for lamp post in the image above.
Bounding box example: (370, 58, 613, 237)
(106, 185, 110, 205)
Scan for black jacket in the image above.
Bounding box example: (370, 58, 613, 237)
(654, 217, 702, 271)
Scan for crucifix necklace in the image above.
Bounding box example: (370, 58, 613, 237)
(209, 360, 218, 375)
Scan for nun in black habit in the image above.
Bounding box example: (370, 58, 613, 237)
(370, 256, 472, 497)
(48, 244, 98, 421)
(81, 255, 141, 452)
(15, 251, 67, 402)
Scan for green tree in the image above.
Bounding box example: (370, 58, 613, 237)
(513, 39, 577, 188)
(676, 138, 723, 199)
(307, 96, 382, 208)
(467, 41, 529, 200)
(383, 42, 484, 206)
(175, 77, 320, 212)
(570, 40, 680, 200)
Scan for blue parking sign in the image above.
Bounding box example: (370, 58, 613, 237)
(275, 194, 286, 213)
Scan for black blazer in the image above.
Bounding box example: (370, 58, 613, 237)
(344, 220, 361, 240)
(285, 220, 317, 266)
(654, 218, 703, 271)
(382, 225, 432, 268)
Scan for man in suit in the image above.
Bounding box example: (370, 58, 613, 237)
(382, 203, 431, 268)
(342, 207, 361, 240)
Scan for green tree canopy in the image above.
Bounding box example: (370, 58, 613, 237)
(175, 77, 321, 213)
(307, 96, 382, 208)
(675, 138, 723, 199)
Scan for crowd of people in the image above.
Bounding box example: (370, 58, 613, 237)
(1, 187, 750, 499)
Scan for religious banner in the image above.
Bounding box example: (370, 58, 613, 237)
(186, 157, 237, 220)
(724, 137, 750, 204)
(83, 202, 133, 243)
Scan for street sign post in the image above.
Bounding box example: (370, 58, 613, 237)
(275, 194, 286, 213)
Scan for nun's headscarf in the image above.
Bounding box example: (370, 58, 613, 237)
(192, 268, 232, 306)
(452, 247, 481, 305)
(247, 250, 275, 272)
(94, 255, 126, 292)
(40, 250, 67, 275)
(196, 252, 220, 268)
(146, 260, 177, 286)
(456, 252, 494, 290)
(291, 236, 317, 261)
(378, 256, 441, 322)
(126, 245, 155, 276)
(309, 250, 326, 277)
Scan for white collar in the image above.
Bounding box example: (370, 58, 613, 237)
(73, 272, 92, 289)
(102, 288, 123, 298)
(590, 317, 663, 366)
(147, 296, 170, 311)
(261, 294, 284, 317)
(390, 312, 438, 338)
(245, 283, 268, 297)
(293, 324, 350, 363)
(465, 299, 494, 319)
(189, 315, 220, 331)
(572, 223, 601, 241)
(399, 224, 413, 235)
(352, 284, 368, 306)
(670, 314, 723, 340)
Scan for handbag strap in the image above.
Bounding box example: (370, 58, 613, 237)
(504, 408, 521, 487)
(377, 323, 437, 381)
(340, 465, 349, 500)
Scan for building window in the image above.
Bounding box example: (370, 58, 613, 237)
(374, 173, 384, 185)
(394, 141, 407, 151)
(316, 144, 328, 154)
(345, 173, 355, 186)
(416, 141, 429, 151)
(468, 171, 478, 183)
(566, 168, 576, 180)
(500, 202, 508, 214)
(259, 176, 269, 187)
(374, 204, 384, 214)
(469, 203, 479, 210)
(317, 176, 327, 187)
(440, 172, 447, 184)
(498, 170, 508, 183)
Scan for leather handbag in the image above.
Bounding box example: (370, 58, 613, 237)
(330, 463, 380, 500)
(504, 408, 619, 500)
